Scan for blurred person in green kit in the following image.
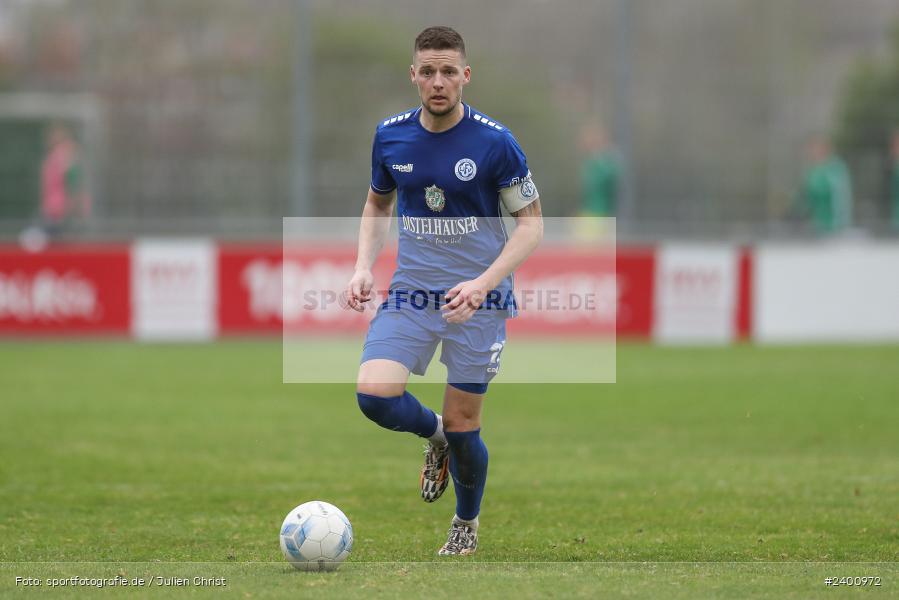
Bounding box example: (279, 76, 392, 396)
(796, 135, 852, 234)
(576, 122, 620, 240)
(580, 122, 620, 217)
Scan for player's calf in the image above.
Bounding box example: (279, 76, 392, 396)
(354, 389, 450, 502)
(443, 428, 488, 521)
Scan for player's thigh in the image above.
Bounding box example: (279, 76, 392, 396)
(442, 384, 485, 432)
(357, 359, 410, 398)
(440, 312, 507, 388)
(359, 296, 441, 396)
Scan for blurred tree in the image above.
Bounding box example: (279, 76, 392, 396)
(835, 21, 899, 223)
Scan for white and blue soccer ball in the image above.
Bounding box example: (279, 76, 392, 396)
(279, 500, 353, 571)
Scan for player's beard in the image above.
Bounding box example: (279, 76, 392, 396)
(424, 96, 459, 117)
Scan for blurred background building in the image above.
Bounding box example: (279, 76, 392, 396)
(0, 0, 898, 240)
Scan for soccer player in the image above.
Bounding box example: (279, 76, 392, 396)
(345, 26, 543, 556)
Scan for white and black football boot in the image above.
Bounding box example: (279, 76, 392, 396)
(420, 442, 450, 502)
(437, 520, 478, 556)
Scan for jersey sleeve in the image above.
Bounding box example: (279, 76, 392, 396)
(370, 129, 396, 194)
(494, 131, 531, 190)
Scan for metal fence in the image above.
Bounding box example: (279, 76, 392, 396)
(0, 0, 897, 240)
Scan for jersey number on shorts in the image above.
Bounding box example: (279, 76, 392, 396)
(489, 341, 505, 366)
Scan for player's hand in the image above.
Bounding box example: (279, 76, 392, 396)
(442, 277, 490, 324)
(345, 269, 374, 312)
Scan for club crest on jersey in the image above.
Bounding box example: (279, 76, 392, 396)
(454, 158, 477, 182)
(424, 184, 446, 212)
(519, 177, 537, 200)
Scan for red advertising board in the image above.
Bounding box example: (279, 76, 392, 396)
(219, 243, 653, 338)
(508, 245, 617, 337)
(0, 245, 130, 335)
(0, 242, 659, 339)
(218, 243, 398, 335)
(218, 244, 284, 334)
(615, 247, 655, 338)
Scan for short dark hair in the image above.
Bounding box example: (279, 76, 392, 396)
(414, 26, 466, 58)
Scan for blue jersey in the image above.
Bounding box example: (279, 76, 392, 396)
(370, 103, 531, 314)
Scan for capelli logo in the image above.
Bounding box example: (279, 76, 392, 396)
(392, 163, 413, 173)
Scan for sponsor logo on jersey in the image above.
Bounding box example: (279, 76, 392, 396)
(454, 158, 477, 181)
(401, 215, 479, 236)
(424, 184, 446, 212)
(392, 163, 413, 173)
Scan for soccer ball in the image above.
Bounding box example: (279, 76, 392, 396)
(279, 500, 353, 571)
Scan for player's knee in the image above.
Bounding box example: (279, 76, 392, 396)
(356, 392, 391, 425)
(356, 375, 407, 428)
(443, 407, 481, 432)
(357, 391, 414, 431)
(444, 383, 485, 431)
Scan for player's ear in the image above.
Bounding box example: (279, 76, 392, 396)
(409, 64, 416, 83)
(463, 65, 471, 84)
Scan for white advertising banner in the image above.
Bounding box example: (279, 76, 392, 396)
(755, 242, 899, 342)
(654, 245, 738, 344)
(132, 239, 217, 340)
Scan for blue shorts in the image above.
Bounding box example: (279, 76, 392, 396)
(361, 300, 507, 388)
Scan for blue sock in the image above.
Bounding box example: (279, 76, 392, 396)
(445, 429, 489, 521)
(356, 391, 438, 438)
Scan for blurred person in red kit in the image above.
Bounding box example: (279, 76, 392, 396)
(40, 123, 90, 238)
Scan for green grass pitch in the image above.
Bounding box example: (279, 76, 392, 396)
(1, 340, 898, 598)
